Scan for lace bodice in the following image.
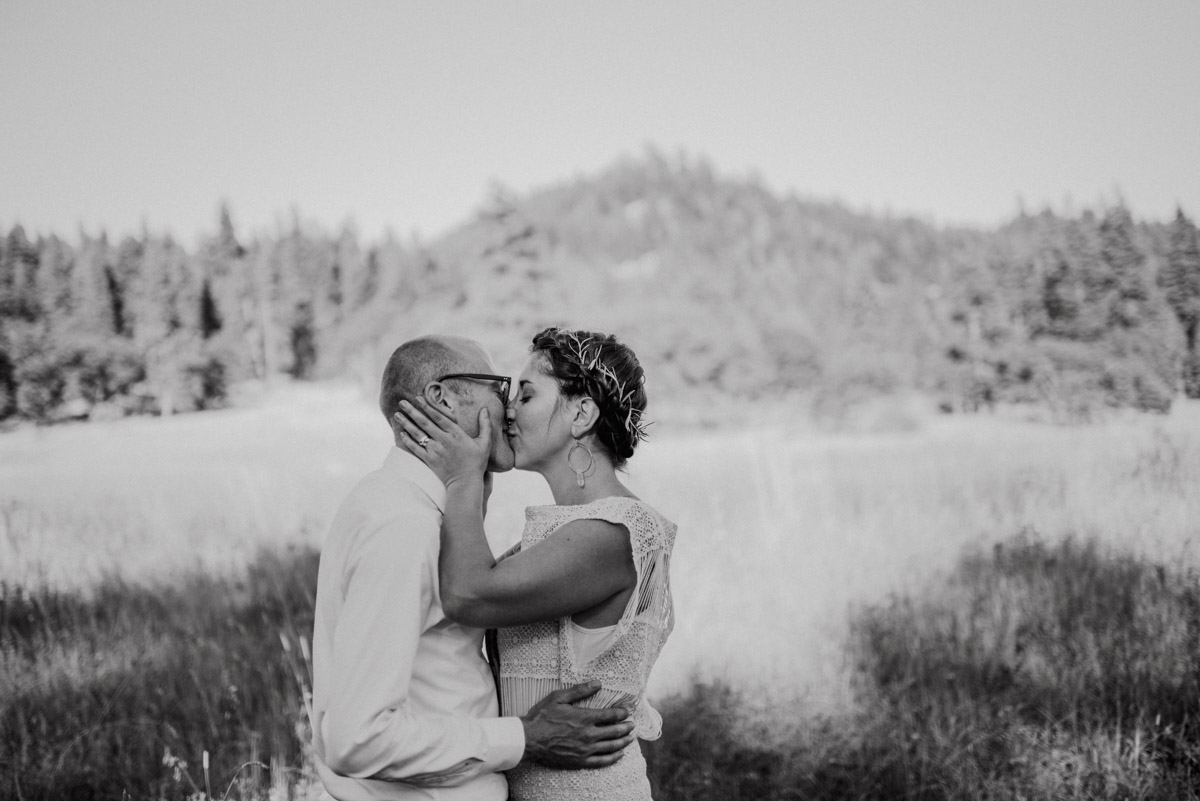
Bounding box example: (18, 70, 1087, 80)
(498, 496, 676, 800)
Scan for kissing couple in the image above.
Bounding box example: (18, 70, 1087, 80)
(312, 327, 677, 801)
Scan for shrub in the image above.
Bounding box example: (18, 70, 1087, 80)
(645, 681, 786, 800)
(850, 533, 1200, 799)
(59, 338, 147, 407)
(1183, 351, 1200, 399)
(0, 546, 319, 801)
(0, 348, 15, 419)
(650, 534, 1200, 800)
(186, 355, 228, 411)
(13, 350, 66, 419)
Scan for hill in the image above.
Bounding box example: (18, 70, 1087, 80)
(2, 149, 1198, 425)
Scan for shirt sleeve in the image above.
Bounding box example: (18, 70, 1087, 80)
(318, 503, 525, 785)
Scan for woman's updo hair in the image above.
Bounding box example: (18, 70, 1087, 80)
(530, 327, 649, 469)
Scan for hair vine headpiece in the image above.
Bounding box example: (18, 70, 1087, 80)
(559, 329, 651, 445)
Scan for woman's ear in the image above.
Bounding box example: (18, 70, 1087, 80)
(571, 396, 600, 438)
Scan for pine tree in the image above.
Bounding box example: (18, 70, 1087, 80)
(37, 235, 75, 331)
(1, 225, 41, 321)
(1162, 209, 1200, 345)
(198, 204, 242, 341)
(1036, 216, 1108, 341)
(1162, 208, 1200, 396)
(111, 235, 144, 338)
(2, 226, 55, 418)
(1098, 206, 1150, 328)
(70, 233, 118, 339)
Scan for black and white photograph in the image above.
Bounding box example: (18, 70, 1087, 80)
(2, 2, 1200, 799)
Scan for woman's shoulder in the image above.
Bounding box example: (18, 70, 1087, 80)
(526, 494, 661, 517)
(528, 496, 676, 541)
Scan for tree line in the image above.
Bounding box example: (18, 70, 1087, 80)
(2, 152, 1199, 425)
(0, 206, 439, 422)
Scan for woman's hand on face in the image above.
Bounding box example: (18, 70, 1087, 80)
(393, 397, 492, 489)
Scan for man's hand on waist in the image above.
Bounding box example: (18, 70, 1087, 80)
(519, 681, 636, 769)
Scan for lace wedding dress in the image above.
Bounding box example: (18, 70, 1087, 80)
(498, 496, 676, 800)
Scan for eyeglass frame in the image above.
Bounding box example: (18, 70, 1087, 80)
(435, 373, 512, 404)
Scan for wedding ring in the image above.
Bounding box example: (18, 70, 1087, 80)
(417, 435, 430, 448)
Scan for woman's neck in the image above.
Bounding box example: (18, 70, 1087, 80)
(540, 460, 627, 506)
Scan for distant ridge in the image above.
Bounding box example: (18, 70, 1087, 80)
(2, 149, 1198, 425)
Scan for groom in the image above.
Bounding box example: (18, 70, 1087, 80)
(312, 335, 635, 801)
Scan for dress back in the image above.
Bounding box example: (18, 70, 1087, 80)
(498, 496, 676, 800)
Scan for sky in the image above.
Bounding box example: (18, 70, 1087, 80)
(2, 1, 1198, 246)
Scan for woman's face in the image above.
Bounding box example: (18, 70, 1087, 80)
(506, 355, 575, 472)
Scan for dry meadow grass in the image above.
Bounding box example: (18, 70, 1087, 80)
(3, 383, 1200, 799)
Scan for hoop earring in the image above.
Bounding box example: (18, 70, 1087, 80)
(567, 440, 595, 488)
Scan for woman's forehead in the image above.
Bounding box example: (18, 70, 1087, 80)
(517, 354, 553, 385)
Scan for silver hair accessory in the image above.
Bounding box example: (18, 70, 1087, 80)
(560, 331, 651, 444)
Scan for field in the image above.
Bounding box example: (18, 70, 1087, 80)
(3, 382, 1200, 799)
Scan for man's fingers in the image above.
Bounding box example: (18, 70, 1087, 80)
(582, 752, 626, 769)
(546, 681, 603, 705)
(585, 729, 636, 753)
(571, 705, 631, 726)
(581, 735, 635, 767)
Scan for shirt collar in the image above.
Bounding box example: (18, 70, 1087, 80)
(383, 446, 447, 512)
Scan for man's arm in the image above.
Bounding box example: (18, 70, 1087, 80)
(320, 511, 522, 785)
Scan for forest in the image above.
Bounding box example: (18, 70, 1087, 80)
(2, 150, 1199, 425)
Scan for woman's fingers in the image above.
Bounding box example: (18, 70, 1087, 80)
(407, 397, 451, 433)
(415, 396, 459, 431)
(476, 408, 491, 445)
(397, 400, 447, 436)
(396, 429, 433, 462)
(392, 409, 435, 443)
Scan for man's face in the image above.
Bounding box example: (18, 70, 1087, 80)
(443, 345, 515, 473)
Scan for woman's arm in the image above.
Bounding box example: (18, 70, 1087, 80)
(394, 400, 636, 628)
(440, 480, 635, 628)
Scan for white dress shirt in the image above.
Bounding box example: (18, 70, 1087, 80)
(312, 447, 525, 801)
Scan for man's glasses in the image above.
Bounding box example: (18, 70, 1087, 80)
(436, 373, 512, 404)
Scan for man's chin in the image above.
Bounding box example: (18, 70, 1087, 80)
(487, 448, 516, 473)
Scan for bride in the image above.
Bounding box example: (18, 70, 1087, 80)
(394, 327, 676, 800)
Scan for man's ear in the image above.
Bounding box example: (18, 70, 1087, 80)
(571, 396, 600, 438)
(422, 381, 456, 412)
(419, 381, 463, 424)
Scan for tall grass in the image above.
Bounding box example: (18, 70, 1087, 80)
(0, 547, 321, 801)
(3, 384, 1200, 798)
(639, 403, 1200, 715)
(647, 535, 1200, 800)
